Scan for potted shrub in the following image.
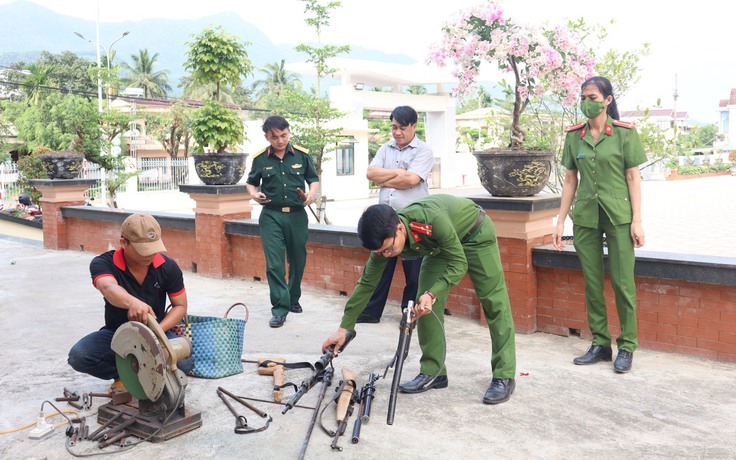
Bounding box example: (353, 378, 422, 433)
(184, 26, 253, 185)
(429, 0, 595, 196)
(39, 149, 84, 179)
(190, 100, 247, 185)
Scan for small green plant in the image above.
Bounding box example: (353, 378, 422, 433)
(16, 146, 51, 203)
(190, 100, 244, 153)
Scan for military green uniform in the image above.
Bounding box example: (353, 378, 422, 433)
(561, 117, 647, 352)
(340, 194, 517, 379)
(246, 143, 319, 316)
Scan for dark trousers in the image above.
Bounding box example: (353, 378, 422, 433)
(68, 327, 194, 380)
(361, 256, 422, 319)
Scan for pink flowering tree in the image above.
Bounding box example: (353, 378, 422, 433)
(429, 1, 596, 149)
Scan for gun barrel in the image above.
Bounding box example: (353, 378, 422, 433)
(387, 304, 414, 426)
(351, 416, 362, 443)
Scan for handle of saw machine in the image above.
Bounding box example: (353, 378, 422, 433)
(146, 313, 178, 371)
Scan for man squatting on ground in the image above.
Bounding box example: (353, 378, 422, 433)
(67, 213, 193, 391)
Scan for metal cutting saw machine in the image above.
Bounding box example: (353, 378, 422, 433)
(97, 314, 202, 442)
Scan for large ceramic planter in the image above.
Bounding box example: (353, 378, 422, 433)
(39, 152, 84, 179)
(193, 153, 248, 185)
(473, 149, 555, 197)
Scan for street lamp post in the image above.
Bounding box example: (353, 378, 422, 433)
(73, 27, 129, 208)
(74, 30, 129, 110)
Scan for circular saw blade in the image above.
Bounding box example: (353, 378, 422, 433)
(111, 321, 167, 401)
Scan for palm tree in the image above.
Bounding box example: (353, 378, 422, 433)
(23, 63, 55, 107)
(120, 49, 171, 98)
(251, 60, 301, 103)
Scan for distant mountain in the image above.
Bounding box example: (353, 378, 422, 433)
(0, 0, 415, 95)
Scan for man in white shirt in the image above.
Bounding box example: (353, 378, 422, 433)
(357, 106, 435, 323)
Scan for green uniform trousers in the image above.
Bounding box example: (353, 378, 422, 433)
(416, 217, 517, 379)
(259, 207, 308, 316)
(573, 206, 638, 352)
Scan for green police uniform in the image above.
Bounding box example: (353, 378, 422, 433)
(561, 117, 647, 352)
(246, 143, 319, 316)
(340, 194, 517, 379)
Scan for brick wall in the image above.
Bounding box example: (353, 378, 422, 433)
(537, 267, 736, 362)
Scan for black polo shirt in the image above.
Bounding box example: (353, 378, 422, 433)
(90, 248, 185, 331)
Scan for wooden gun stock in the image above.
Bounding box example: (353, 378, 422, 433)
(257, 357, 285, 403)
(335, 368, 357, 423)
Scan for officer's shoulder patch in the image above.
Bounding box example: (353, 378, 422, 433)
(612, 120, 635, 129)
(292, 144, 309, 154)
(565, 123, 585, 132)
(409, 222, 432, 237)
(252, 146, 268, 159)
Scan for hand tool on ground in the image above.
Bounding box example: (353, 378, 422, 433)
(216, 387, 272, 434)
(257, 357, 285, 402)
(96, 313, 201, 443)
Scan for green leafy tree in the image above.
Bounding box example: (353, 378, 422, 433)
(120, 49, 171, 98)
(16, 146, 51, 204)
(676, 124, 717, 155)
(22, 63, 55, 107)
(184, 27, 253, 102)
(282, 0, 349, 185)
(190, 100, 244, 153)
(406, 85, 427, 95)
(251, 59, 302, 106)
(178, 74, 253, 106)
(36, 51, 99, 94)
(145, 101, 193, 158)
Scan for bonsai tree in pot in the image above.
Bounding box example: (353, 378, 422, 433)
(429, 0, 595, 196)
(184, 26, 253, 185)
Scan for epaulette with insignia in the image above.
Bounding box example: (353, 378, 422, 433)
(292, 144, 309, 154)
(252, 146, 268, 159)
(612, 120, 635, 129)
(409, 222, 432, 241)
(565, 123, 585, 132)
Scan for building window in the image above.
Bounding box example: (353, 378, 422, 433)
(336, 145, 354, 176)
(721, 111, 729, 134)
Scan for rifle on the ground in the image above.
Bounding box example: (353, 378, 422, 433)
(329, 368, 358, 451)
(282, 329, 356, 415)
(351, 372, 379, 443)
(297, 366, 333, 460)
(383, 301, 416, 425)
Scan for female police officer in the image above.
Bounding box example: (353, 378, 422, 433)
(552, 76, 646, 373)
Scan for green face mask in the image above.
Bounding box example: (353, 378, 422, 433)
(580, 99, 606, 119)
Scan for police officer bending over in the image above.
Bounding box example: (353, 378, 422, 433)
(322, 194, 517, 404)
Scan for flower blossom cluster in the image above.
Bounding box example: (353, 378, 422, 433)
(428, 0, 596, 108)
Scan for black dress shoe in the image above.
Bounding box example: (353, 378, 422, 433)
(483, 378, 516, 405)
(356, 312, 380, 324)
(269, 315, 286, 328)
(398, 373, 448, 393)
(614, 350, 633, 373)
(289, 303, 303, 313)
(573, 344, 613, 365)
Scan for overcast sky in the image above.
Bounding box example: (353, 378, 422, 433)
(2, 0, 731, 123)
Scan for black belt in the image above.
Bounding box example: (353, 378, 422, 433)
(264, 205, 302, 213)
(461, 207, 486, 243)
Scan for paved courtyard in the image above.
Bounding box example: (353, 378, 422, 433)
(0, 238, 735, 459)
